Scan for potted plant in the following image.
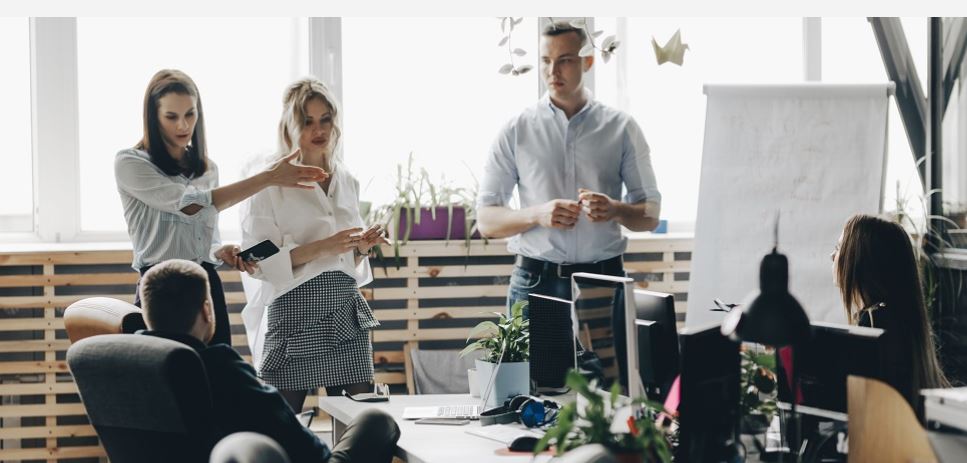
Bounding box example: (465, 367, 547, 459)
(535, 370, 673, 463)
(460, 301, 529, 407)
(739, 345, 778, 435)
(368, 153, 482, 261)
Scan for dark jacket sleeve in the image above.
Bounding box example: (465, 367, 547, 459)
(202, 346, 331, 463)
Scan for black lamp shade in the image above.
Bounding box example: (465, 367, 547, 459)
(721, 249, 811, 347)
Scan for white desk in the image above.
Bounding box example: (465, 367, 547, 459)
(318, 394, 555, 463)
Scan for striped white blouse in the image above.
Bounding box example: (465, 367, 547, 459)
(114, 148, 222, 271)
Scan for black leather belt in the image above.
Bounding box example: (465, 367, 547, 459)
(515, 255, 623, 279)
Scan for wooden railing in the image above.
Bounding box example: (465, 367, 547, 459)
(0, 236, 692, 461)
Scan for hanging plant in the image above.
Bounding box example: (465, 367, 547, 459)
(497, 17, 533, 76)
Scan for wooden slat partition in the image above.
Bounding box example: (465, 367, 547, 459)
(0, 235, 691, 461)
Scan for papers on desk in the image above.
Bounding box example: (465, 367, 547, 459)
(466, 424, 543, 445)
(923, 387, 967, 431)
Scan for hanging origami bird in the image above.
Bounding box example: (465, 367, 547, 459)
(652, 29, 689, 66)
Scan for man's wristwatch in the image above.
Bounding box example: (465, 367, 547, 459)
(353, 247, 366, 258)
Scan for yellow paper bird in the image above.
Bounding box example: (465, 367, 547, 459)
(652, 29, 689, 66)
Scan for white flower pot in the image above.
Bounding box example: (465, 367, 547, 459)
(475, 359, 530, 407)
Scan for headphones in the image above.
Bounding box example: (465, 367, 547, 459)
(480, 395, 560, 427)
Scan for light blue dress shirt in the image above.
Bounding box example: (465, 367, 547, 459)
(115, 148, 222, 270)
(478, 90, 661, 264)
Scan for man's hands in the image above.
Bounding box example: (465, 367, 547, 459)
(536, 189, 619, 230)
(578, 188, 618, 223)
(215, 244, 258, 274)
(535, 199, 581, 230)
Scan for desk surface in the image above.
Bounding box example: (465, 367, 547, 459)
(318, 394, 555, 463)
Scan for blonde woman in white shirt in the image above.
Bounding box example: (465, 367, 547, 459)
(240, 78, 386, 412)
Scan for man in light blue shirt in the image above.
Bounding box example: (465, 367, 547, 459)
(477, 20, 662, 308)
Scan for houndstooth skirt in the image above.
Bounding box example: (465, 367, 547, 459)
(258, 271, 380, 391)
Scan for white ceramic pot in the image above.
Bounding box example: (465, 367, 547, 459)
(475, 359, 530, 407)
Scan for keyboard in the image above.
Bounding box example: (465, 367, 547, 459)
(437, 405, 481, 418)
(402, 404, 482, 420)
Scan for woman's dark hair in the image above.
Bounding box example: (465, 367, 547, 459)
(136, 69, 208, 177)
(836, 214, 950, 396)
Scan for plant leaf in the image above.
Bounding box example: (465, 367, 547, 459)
(467, 320, 499, 340)
(512, 48, 526, 56)
(601, 51, 611, 63)
(498, 36, 509, 47)
(601, 35, 616, 49)
(498, 63, 514, 74)
(513, 17, 523, 26)
(579, 43, 595, 57)
(501, 17, 507, 33)
(570, 18, 586, 28)
(592, 30, 604, 38)
(517, 65, 533, 74)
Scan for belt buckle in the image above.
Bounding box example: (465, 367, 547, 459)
(557, 262, 570, 279)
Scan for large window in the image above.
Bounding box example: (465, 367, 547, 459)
(76, 18, 310, 237)
(595, 18, 804, 225)
(341, 18, 539, 206)
(822, 17, 928, 218)
(0, 18, 34, 233)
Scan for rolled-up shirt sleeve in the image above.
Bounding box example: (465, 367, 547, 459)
(477, 119, 519, 209)
(240, 194, 298, 288)
(620, 118, 662, 216)
(115, 151, 214, 217)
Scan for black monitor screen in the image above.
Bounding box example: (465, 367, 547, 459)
(776, 322, 886, 414)
(677, 322, 741, 462)
(633, 289, 680, 402)
(528, 293, 576, 390)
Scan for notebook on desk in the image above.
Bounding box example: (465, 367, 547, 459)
(402, 404, 483, 420)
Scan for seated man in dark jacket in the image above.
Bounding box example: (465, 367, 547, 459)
(137, 259, 400, 463)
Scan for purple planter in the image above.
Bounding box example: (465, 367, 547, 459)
(397, 207, 481, 240)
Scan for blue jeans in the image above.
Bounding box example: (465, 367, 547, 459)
(507, 265, 572, 315)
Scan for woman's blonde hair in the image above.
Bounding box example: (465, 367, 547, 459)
(276, 77, 342, 164)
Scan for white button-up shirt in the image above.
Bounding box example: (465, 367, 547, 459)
(478, 90, 662, 264)
(115, 148, 222, 270)
(239, 161, 371, 366)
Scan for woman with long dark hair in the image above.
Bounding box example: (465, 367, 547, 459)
(115, 69, 327, 346)
(832, 213, 950, 410)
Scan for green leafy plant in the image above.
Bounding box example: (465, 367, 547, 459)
(535, 370, 673, 461)
(367, 153, 483, 264)
(739, 345, 778, 433)
(460, 300, 529, 363)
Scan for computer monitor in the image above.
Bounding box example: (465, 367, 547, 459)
(528, 293, 577, 390)
(570, 272, 643, 399)
(633, 289, 680, 402)
(676, 322, 741, 463)
(776, 321, 886, 416)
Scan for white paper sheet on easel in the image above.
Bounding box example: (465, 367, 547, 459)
(686, 84, 892, 327)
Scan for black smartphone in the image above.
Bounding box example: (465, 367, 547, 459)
(239, 239, 280, 263)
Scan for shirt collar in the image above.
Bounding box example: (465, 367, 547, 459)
(139, 330, 208, 352)
(542, 87, 595, 118)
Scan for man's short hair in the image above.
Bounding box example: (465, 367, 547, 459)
(542, 20, 589, 48)
(139, 259, 210, 333)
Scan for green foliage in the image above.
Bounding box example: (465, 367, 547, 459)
(367, 153, 483, 266)
(459, 300, 529, 363)
(534, 370, 673, 461)
(739, 346, 778, 432)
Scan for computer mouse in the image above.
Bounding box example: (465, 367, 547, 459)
(508, 435, 540, 452)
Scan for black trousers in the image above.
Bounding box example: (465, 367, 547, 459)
(134, 261, 232, 347)
(329, 409, 401, 463)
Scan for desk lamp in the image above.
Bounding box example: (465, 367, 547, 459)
(721, 217, 810, 462)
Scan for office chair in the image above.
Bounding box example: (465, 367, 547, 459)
(210, 432, 290, 463)
(847, 375, 936, 462)
(64, 296, 146, 342)
(67, 334, 216, 463)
